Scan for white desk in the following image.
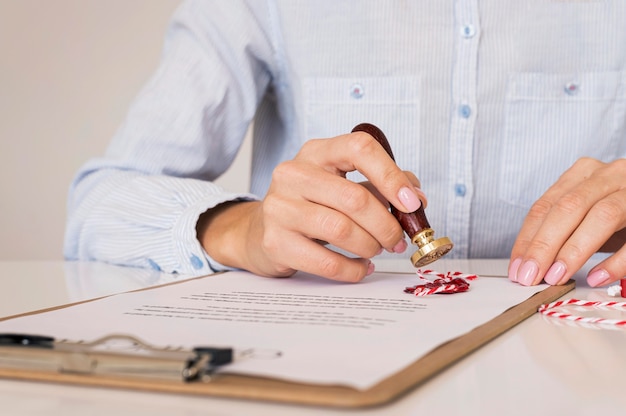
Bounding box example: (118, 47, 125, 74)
(1, 259, 624, 416)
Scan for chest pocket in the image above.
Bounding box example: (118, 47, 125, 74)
(499, 71, 626, 209)
(303, 77, 421, 183)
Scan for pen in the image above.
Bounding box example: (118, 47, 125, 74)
(621, 279, 626, 298)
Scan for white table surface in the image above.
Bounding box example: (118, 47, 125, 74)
(0, 259, 625, 416)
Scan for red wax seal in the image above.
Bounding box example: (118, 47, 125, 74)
(404, 270, 477, 296)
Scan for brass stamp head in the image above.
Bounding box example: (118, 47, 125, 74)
(409, 229, 454, 268)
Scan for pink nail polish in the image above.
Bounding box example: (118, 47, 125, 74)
(518, 260, 539, 286)
(508, 258, 522, 282)
(366, 260, 375, 276)
(587, 269, 611, 287)
(544, 261, 567, 285)
(414, 187, 428, 208)
(397, 187, 421, 212)
(392, 239, 408, 253)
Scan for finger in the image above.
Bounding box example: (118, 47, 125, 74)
(399, 171, 428, 208)
(511, 158, 600, 261)
(360, 170, 427, 210)
(253, 207, 374, 281)
(516, 172, 617, 286)
(297, 133, 423, 213)
(509, 158, 605, 284)
(277, 232, 374, 282)
(271, 160, 405, 252)
(586, 245, 626, 288)
(544, 189, 626, 286)
(281, 197, 387, 259)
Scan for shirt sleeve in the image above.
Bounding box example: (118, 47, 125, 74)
(64, 0, 275, 274)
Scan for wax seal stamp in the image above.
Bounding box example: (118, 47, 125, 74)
(351, 123, 454, 268)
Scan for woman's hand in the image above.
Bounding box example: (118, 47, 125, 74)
(198, 131, 424, 282)
(509, 157, 626, 287)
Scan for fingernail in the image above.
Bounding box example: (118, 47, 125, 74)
(518, 260, 539, 286)
(392, 239, 407, 253)
(544, 261, 567, 285)
(397, 187, 421, 212)
(587, 269, 611, 287)
(508, 258, 522, 282)
(414, 187, 428, 208)
(366, 260, 375, 276)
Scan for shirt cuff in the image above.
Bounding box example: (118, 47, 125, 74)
(172, 193, 257, 274)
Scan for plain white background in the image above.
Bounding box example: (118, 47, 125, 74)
(0, 1, 252, 260)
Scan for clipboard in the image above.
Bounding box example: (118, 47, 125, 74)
(0, 276, 574, 409)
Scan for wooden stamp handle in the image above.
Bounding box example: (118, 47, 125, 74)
(351, 123, 453, 267)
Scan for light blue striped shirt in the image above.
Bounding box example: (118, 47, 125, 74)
(64, 0, 626, 275)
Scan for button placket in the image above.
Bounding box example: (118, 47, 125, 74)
(446, 0, 481, 258)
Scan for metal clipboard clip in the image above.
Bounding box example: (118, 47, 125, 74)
(0, 333, 232, 383)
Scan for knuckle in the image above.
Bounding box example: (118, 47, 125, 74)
(378, 220, 403, 247)
(379, 166, 401, 189)
(572, 156, 601, 173)
(603, 158, 626, 180)
(527, 198, 553, 220)
(366, 166, 404, 199)
(271, 160, 299, 185)
(592, 199, 624, 225)
(561, 242, 586, 263)
(261, 194, 287, 222)
(348, 132, 379, 157)
(318, 256, 342, 279)
(404, 171, 421, 188)
(612, 158, 626, 173)
(526, 238, 554, 255)
(339, 183, 370, 213)
(554, 192, 586, 216)
(298, 138, 323, 155)
(574, 156, 597, 167)
(319, 214, 352, 242)
(564, 157, 600, 181)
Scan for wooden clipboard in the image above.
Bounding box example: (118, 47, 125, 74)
(0, 278, 574, 409)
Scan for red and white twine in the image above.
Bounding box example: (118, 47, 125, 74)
(404, 269, 478, 296)
(538, 298, 626, 327)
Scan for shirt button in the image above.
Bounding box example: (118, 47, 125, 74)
(460, 24, 476, 38)
(350, 83, 364, 99)
(455, 184, 467, 197)
(458, 104, 472, 119)
(190, 254, 204, 270)
(564, 82, 580, 95)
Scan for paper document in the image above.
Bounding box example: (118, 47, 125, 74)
(0, 270, 546, 390)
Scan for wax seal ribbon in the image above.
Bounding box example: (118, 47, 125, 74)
(538, 298, 626, 327)
(404, 269, 478, 296)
